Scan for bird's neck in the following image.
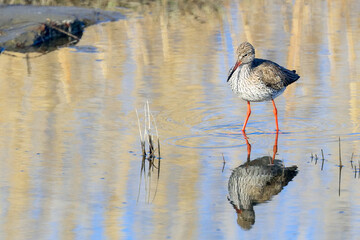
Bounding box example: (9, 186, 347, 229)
(238, 62, 252, 80)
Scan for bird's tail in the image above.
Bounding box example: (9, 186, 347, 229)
(283, 69, 300, 87)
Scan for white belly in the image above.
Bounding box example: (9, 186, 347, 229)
(237, 82, 285, 102)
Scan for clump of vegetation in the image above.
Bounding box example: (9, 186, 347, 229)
(136, 101, 161, 203)
(136, 101, 160, 159)
(310, 137, 359, 196)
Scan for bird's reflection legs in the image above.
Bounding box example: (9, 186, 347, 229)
(272, 131, 279, 164)
(242, 131, 251, 162)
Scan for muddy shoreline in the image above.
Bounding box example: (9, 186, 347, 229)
(0, 5, 124, 53)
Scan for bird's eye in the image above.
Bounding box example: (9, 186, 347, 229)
(244, 53, 248, 57)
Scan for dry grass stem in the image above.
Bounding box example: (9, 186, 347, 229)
(355, 166, 357, 178)
(222, 153, 226, 172)
(338, 137, 343, 167)
(321, 149, 325, 171)
(45, 21, 80, 40)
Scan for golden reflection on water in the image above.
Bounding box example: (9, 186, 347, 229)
(0, 0, 359, 239)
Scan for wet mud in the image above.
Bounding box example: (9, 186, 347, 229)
(0, 5, 123, 53)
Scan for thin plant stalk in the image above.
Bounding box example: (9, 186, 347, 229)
(338, 137, 343, 167)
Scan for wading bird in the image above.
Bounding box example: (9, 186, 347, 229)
(227, 42, 299, 131)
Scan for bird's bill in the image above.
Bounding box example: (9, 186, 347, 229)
(227, 60, 242, 82)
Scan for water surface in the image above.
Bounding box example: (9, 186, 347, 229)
(0, 0, 359, 239)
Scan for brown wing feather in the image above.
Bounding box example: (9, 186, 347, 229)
(252, 59, 299, 90)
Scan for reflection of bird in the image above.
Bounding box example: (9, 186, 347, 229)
(228, 156, 298, 230)
(227, 42, 300, 131)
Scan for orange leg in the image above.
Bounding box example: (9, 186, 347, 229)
(271, 99, 279, 132)
(242, 101, 251, 131)
(272, 131, 279, 164)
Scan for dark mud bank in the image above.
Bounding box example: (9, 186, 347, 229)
(0, 5, 124, 53)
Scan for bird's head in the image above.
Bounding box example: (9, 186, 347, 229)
(227, 42, 255, 82)
(236, 42, 255, 65)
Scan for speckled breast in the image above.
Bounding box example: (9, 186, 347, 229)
(228, 68, 285, 102)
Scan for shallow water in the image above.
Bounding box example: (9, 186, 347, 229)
(0, 0, 360, 239)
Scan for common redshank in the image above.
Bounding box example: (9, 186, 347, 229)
(227, 42, 300, 131)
